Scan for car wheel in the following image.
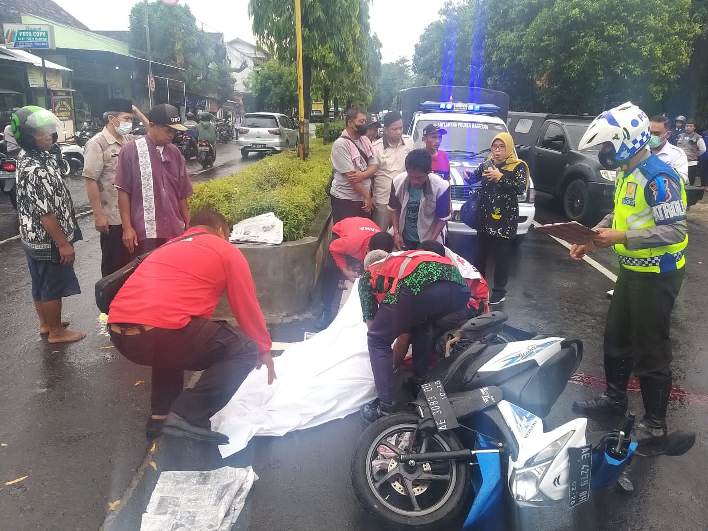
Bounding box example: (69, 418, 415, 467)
(562, 178, 590, 222)
(241, 149, 248, 160)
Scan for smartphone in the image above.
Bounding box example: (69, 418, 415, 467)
(481, 160, 495, 173)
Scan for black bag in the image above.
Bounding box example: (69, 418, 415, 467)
(460, 188, 481, 230)
(94, 232, 206, 314)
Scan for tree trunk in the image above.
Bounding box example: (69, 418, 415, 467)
(303, 57, 312, 120)
(323, 84, 331, 142)
(333, 97, 339, 121)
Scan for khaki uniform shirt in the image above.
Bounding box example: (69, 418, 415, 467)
(372, 135, 412, 205)
(82, 128, 135, 225)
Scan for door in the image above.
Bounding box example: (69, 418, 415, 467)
(532, 121, 568, 192)
(279, 116, 296, 148)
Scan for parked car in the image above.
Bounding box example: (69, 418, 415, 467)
(404, 93, 535, 241)
(508, 112, 704, 224)
(237, 112, 298, 159)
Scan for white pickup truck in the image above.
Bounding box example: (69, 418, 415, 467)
(408, 102, 536, 240)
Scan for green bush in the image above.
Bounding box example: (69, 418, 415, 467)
(190, 140, 332, 242)
(314, 121, 344, 144)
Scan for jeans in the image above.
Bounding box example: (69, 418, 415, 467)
(367, 282, 469, 403)
(110, 318, 258, 427)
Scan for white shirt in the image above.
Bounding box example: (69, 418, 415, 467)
(652, 141, 689, 183)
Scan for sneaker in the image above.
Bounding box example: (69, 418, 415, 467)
(489, 293, 506, 305)
(634, 419, 696, 457)
(145, 417, 165, 440)
(572, 393, 628, 416)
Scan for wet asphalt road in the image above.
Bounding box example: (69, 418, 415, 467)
(2, 186, 708, 530)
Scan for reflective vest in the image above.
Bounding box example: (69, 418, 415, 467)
(612, 155, 687, 273)
(367, 250, 453, 304)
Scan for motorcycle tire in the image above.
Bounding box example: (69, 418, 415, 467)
(351, 413, 470, 530)
(59, 158, 71, 178)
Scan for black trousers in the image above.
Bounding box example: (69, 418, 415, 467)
(368, 282, 469, 404)
(475, 233, 513, 297)
(136, 238, 167, 255)
(604, 267, 684, 390)
(110, 318, 258, 427)
(330, 195, 371, 224)
(100, 225, 133, 277)
(687, 165, 698, 186)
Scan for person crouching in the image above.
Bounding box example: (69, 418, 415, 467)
(359, 248, 470, 421)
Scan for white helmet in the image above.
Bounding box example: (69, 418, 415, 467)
(578, 102, 650, 169)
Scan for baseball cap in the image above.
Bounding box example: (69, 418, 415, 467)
(147, 104, 187, 131)
(423, 123, 447, 136)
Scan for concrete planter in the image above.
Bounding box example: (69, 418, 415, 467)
(214, 227, 330, 323)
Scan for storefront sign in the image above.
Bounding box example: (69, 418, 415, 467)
(52, 96, 73, 121)
(3, 24, 55, 50)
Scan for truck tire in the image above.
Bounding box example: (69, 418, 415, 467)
(562, 178, 591, 222)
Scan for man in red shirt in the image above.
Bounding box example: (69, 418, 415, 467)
(316, 218, 394, 329)
(108, 209, 274, 443)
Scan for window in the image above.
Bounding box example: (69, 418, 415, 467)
(540, 123, 566, 151)
(243, 115, 278, 128)
(279, 116, 291, 129)
(514, 118, 534, 134)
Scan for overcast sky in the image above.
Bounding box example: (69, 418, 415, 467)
(54, 0, 443, 63)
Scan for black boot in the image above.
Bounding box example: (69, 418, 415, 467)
(573, 357, 631, 416)
(361, 398, 396, 423)
(635, 377, 695, 457)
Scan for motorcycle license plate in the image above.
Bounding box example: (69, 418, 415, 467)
(198, 146, 210, 151)
(251, 144, 266, 149)
(421, 380, 459, 431)
(567, 444, 592, 508)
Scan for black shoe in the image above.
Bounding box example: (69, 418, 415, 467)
(634, 418, 696, 457)
(361, 399, 395, 423)
(489, 292, 506, 306)
(572, 393, 628, 416)
(161, 413, 230, 444)
(146, 417, 165, 440)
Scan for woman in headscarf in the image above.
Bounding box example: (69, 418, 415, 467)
(466, 132, 529, 305)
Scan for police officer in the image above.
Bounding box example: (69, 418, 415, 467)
(571, 102, 694, 457)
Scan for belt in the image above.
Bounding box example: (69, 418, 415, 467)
(109, 323, 155, 336)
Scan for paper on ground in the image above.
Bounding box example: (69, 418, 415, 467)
(212, 279, 376, 458)
(140, 466, 257, 531)
(229, 212, 283, 245)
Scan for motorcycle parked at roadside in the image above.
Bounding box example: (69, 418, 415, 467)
(197, 139, 216, 169)
(75, 121, 97, 147)
(351, 312, 692, 530)
(174, 131, 198, 161)
(59, 142, 84, 176)
(216, 118, 233, 143)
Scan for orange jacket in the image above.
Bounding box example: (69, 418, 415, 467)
(329, 217, 381, 272)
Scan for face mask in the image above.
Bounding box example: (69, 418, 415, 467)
(648, 135, 663, 149)
(598, 145, 620, 170)
(116, 121, 133, 135)
(355, 124, 368, 135)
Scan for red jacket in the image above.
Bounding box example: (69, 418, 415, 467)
(367, 250, 453, 304)
(329, 217, 381, 272)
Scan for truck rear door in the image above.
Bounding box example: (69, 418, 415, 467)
(532, 121, 568, 193)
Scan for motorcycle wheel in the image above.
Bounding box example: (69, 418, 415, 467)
(59, 158, 71, 177)
(351, 413, 470, 530)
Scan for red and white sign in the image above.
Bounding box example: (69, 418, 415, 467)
(148, 74, 156, 92)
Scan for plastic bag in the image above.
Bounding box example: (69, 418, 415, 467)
(229, 212, 283, 245)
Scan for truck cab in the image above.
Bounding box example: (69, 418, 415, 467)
(409, 102, 536, 239)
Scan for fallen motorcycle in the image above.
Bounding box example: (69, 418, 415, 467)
(351, 312, 692, 530)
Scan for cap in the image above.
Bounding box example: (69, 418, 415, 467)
(147, 104, 187, 131)
(104, 98, 133, 113)
(423, 123, 447, 136)
(366, 119, 380, 129)
(382, 111, 402, 127)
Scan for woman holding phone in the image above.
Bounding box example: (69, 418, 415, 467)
(465, 132, 529, 305)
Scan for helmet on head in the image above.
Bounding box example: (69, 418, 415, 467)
(577, 102, 650, 169)
(675, 115, 687, 124)
(187, 112, 195, 120)
(11, 106, 62, 151)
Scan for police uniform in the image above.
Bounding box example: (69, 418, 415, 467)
(599, 154, 687, 427)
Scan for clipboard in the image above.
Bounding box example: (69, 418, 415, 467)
(535, 221, 599, 245)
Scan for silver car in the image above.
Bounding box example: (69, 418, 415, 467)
(237, 112, 298, 158)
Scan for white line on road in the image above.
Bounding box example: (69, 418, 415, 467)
(531, 221, 617, 283)
(0, 208, 94, 247)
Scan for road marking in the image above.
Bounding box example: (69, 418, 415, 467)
(531, 221, 617, 282)
(0, 208, 93, 246)
(0, 234, 19, 245)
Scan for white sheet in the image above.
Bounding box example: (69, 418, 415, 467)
(212, 279, 375, 458)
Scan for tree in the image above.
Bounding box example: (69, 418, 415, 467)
(373, 58, 414, 111)
(247, 59, 297, 113)
(249, 0, 376, 119)
(128, 1, 234, 103)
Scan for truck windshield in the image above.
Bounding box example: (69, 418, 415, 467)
(412, 120, 507, 155)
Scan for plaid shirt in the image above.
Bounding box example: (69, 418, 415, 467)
(16, 149, 80, 260)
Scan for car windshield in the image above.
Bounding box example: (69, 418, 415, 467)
(564, 123, 593, 150)
(412, 119, 508, 155)
(243, 115, 278, 128)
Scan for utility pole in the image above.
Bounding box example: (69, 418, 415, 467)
(294, 0, 307, 159)
(145, 0, 154, 108)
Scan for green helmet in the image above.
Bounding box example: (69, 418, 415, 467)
(12, 106, 62, 149)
